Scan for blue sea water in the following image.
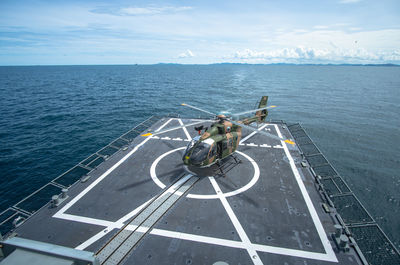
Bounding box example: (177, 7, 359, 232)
(0, 65, 399, 248)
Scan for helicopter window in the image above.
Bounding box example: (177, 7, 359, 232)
(222, 140, 228, 150)
(185, 136, 200, 154)
(190, 142, 211, 165)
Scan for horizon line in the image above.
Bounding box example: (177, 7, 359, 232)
(0, 62, 399, 67)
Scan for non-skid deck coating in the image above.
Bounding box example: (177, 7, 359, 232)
(14, 118, 364, 264)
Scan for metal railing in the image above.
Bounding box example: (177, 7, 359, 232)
(4, 116, 398, 265)
(0, 114, 181, 237)
(287, 123, 400, 265)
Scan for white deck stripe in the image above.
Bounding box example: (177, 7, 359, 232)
(72, 210, 340, 262)
(76, 229, 114, 251)
(239, 124, 268, 144)
(150, 228, 245, 249)
(252, 243, 337, 262)
(209, 176, 263, 265)
(61, 120, 337, 263)
(274, 124, 338, 262)
(75, 174, 192, 250)
(54, 118, 174, 218)
(117, 197, 155, 225)
(75, 197, 155, 250)
(151, 135, 282, 149)
(59, 214, 114, 228)
(178, 118, 192, 141)
(150, 120, 204, 136)
(150, 147, 186, 189)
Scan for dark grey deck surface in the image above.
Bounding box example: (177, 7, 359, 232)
(13, 117, 364, 264)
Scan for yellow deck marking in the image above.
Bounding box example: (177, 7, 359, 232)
(141, 133, 153, 137)
(284, 140, 295, 145)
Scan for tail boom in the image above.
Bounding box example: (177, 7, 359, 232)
(241, 96, 269, 125)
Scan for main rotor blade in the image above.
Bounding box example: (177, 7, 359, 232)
(181, 103, 216, 116)
(231, 106, 277, 117)
(230, 120, 295, 145)
(141, 121, 207, 137)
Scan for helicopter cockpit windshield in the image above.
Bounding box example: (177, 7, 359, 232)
(190, 141, 211, 165)
(185, 135, 200, 154)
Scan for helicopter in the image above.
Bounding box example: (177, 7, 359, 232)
(141, 96, 295, 169)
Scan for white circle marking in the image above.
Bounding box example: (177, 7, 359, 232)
(150, 148, 260, 199)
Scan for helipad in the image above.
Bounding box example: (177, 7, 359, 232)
(6, 117, 369, 264)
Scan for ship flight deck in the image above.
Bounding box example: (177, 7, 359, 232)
(1, 116, 399, 265)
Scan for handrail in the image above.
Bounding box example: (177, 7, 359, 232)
(0, 114, 176, 237)
(286, 123, 400, 265)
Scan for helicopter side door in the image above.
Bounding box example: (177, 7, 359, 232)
(208, 143, 217, 164)
(226, 133, 234, 154)
(232, 132, 240, 151)
(220, 140, 229, 158)
(217, 141, 223, 158)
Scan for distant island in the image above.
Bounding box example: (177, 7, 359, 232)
(1, 63, 399, 67)
(156, 62, 400, 67)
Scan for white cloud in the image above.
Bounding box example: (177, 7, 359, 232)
(230, 47, 400, 64)
(293, 29, 309, 33)
(119, 6, 192, 16)
(233, 47, 318, 60)
(314, 25, 330, 29)
(91, 6, 193, 16)
(268, 29, 400, 52)
(339, 0, 362, 4)
(2, 1, 399, 65)
(178, 49, 195, 58)
(333, 23, 351, 27)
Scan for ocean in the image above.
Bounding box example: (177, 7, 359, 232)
(0, 64, 399, 249)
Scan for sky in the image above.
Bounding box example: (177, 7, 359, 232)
(0, 0, 399, 65)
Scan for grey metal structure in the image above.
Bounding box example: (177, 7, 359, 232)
(0, 237, 99, 265)
(287, 123, 400, 265)
(0, 115, 399, 265)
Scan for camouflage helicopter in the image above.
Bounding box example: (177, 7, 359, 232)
(141, 96, 294, 168)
